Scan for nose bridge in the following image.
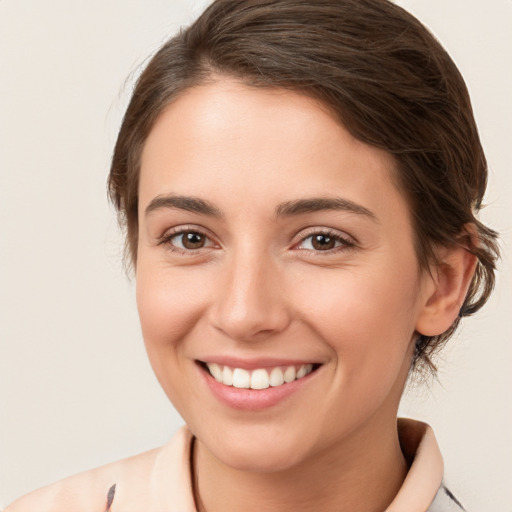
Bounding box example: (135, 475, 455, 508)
(211, 241, 290, 341)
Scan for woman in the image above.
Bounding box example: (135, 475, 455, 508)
(4, 0, 500, 511)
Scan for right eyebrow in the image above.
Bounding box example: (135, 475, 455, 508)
(274, 196, 378, 222)
(145, 194, 223, 218)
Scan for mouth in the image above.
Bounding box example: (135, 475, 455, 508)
(198, 361, 321, 390)
(196, 359, 323, 411)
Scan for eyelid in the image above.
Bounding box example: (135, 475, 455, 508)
(157, 225, 219, 253)
(293, 227, 356, 252)
(156, 225, 356, 256)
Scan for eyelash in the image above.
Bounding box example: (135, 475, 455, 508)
(157, 226, 216, 255)
(157, 226, 355, 256)
(295, 228, 355, 255)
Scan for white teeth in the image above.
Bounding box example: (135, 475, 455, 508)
(205, 363, 315, 389)
(296, 365, 307, 379)
(232, 368, 250, 388)
(222, 366, 233, 386)
(250, 369, 270, 390)
(296, 364, 312, 379)
(208, 363, 222, 382)
(269, 367, 284, 387)
(283, 366, 296, 383)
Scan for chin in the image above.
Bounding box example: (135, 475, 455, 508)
(195, 422, 314, 473)
(214, 443, 307, 473)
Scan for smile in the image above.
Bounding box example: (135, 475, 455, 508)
(205, 363, 315, 390)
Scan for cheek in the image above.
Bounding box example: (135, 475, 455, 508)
(135, 261, 216, 416)
(135, 262, 210, 365)
(294, 263, 419, 381)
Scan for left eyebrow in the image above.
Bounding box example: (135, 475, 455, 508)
(275, 197, 378, 222)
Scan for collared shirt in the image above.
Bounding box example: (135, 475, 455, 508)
(4, 419, 465, 512)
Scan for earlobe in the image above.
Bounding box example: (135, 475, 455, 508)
(415, 242, 477, 337)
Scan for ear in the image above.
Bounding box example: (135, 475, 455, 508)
(415, 236, 478, 337)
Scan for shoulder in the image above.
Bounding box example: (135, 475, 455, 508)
(4, 446, 161, 512)
(428, 484, 466, 512)
(4, 426, 194, 512)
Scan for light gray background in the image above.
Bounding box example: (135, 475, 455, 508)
(1, 1, 511, 510)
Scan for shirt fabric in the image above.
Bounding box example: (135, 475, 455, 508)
(4, 418, 465, 512)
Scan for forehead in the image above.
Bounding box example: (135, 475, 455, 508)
(139, 79, 408, 224)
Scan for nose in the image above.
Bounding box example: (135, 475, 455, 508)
(209, 247, 292, 342)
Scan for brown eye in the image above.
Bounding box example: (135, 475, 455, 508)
(296, 231, 353, 253)
(161, 229, 215, 252)
(311, 234, 336, 250)
(180, 231, 206, 249)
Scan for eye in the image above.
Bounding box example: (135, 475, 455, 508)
(159, 228, 216, 253)
(296, 230, 354, 252)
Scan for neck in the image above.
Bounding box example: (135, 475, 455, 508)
(192, 414, 408, 512)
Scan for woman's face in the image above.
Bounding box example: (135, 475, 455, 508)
(136, 79, 433, 471)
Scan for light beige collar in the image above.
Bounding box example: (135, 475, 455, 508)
(385, 419, 444, 512)
(148, 418, 444, 512)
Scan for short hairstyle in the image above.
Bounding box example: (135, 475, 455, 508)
(108, 0, 499, 374)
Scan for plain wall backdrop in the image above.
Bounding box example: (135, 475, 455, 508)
(1, 1, 511, 510)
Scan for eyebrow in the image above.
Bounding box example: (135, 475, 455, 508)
(275, 197, 377, 221)
(145, 195, 223, 217)
(145, 194, 377, 222)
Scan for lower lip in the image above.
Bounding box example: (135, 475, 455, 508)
(198, 363, 320, 411)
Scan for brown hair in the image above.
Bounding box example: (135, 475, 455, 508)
(108, 0, 499, 374)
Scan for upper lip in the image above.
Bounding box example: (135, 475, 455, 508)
(197, 356, 323, 370)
